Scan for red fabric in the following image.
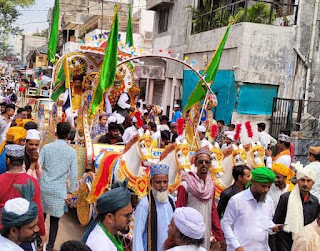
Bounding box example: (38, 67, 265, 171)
(0, 173, 45, 236)
(94, 153, 119, 197)
(176, 183, 224, 242)
(290, 142, 295, 161)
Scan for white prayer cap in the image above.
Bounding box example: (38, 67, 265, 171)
(174, 104, 180, 108)
(26, 129, 40, 140)
(296, 168, 316, 182)
(4, 198, 30, 215)
(173, 207, 205, 240)
(197, 125, 206, 133)
(278, 133, 291, 143)
(132, 116, 138, 123)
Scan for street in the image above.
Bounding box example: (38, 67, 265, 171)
(46, 208, 86, 249)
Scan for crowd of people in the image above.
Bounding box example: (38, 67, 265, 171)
(0, 75, 319, 251)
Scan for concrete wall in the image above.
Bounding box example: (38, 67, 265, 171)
(151, 0, 303, 119)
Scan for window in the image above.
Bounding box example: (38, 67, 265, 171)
(237, 83, 278, 115)
(158, 7, 169, 33)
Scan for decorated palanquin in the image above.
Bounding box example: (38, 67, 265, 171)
(185, 93, 218, 149)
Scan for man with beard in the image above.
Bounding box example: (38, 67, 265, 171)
(266, 133, 292, 168)
(176, 148, 224, 250)
(98, 122, 123, 144)
(304, 146, 320, 201)
(164, 207, 206, 251)
(0, 198, 39, 250)
(221, 167, 282, 251)
(0, 102, 6, 116)
(270, 165, 319, 251)
(269, 162, 295, 210)
(82, 180, 132, 251)
(133, 164, 175, 251)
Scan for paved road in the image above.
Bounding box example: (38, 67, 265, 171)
(45, 208, 87, 250)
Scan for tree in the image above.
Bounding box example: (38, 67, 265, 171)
(0, 0, 35, 58)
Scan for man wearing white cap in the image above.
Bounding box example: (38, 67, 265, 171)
(25, 129, 42, 179)
(198, 124, 213, 150)
(164, 207, 206, 251)
(172, 104, 182, 122)
(122, 116, 140, 144)
(270, 163, 319, 251)
(133, 164, 175, 251)
(266, 133, 292, 168)
(0, 198, 39, 250)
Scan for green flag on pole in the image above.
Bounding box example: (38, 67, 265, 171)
(126, 4, 134, 47)
(51, 60, 66, 102)
(90, 6, 119, 117)
(184, 24, 231, 113)
(48, 0, 59, 63)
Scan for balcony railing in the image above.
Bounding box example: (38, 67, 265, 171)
(191, 0, 299, 34)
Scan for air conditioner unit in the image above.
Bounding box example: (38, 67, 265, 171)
(144, 31, 153, 41)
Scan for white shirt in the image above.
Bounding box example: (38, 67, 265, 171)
(104, 96, 112, 114)
(304, 161, 320, 201)
(86, 224, 117, 251)
(200, 138, 213, 150)
(221, 188, 275, 251)
(122, 125, 138, 143)
(259, 131, 277, 149)
(0, 234, 24, 251)
(117, 93, 131, 110)
(166, 245, 206, 251)
(266, 154, 291, 169)
(268, 183, 290, 210)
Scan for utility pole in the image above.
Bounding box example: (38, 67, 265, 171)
(101, 0, 103, 33)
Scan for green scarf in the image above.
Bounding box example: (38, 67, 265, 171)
(98, 222, 124, 251)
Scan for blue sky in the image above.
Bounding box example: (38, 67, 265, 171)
(16, 0, 54, 34)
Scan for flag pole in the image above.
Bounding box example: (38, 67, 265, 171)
(191, 90, 210, 150)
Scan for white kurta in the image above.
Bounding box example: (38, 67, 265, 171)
(86, 224, 117, 251)
(291, 220, 320, 251)
(200, 138, 213, 150)
(304, 161, 320, 201)
(266, 154, 291, 169)
(259, 131, 277, 149)
(0, 234, 24, 251)
(122, 125, 138, 143)
(268, 183, 290, 210)
(166, 245, 207, 251)
(221, 188, 275, 251)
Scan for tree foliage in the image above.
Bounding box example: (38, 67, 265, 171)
(0, 0, 35, 58)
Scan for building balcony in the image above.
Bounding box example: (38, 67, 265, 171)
(191, 0, 299, 34)
(146, 0, 174, 11)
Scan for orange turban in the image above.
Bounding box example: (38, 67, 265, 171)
(309, 146, 320, 155)
(0, 127, 27, 155)
(6, 127, 27, 144)
(272, 162, 295, 191)
(16, 118, 33, 128)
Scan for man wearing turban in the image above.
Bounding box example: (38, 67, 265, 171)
(269, 162, 295, 209)
(0, 145, 46, 249)
(133, 164, 175, 251)
(176, 148, 224, 250)
(113, 84, 140, 127)
(0, 126, 27, 174)
(270, 163, 319, 251)
(164, 207, 206, 251)
(304, 146, 320, 201)
(0, 198, 39, 250)
(83, 180, 132, 251)
(221, 167, 283, 251)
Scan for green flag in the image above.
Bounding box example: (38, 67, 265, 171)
(90, 7, 119, 117)
(48, 0, 59, 63)
(126, 4, 134, 47)
(51, 60, 66, 101)
(184, 24, 231, 113)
